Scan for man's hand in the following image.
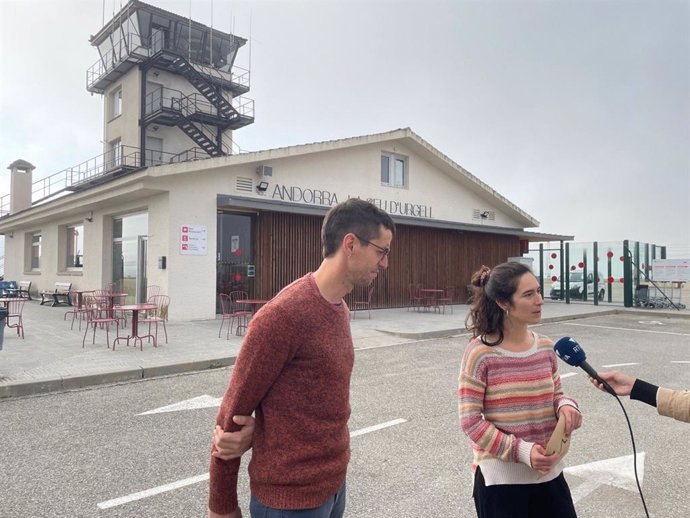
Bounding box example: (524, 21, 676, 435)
(558, 405, 582, 437)
(212, 415, 255, 460)
(590, 370, 635, 396)
(208, 506, 242, 518)
(530, 443, 559, 475)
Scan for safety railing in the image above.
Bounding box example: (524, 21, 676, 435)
(87, 31, 250, 93)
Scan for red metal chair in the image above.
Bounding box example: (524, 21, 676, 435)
(64, 291, 91, 331)
(146, 285, 161, 299)
(407, 283, 424, 312)
(351, 285, 374, 320)
(82, 296, 119, 349)
(141, 295, 170, 345)
(219, 292, 251, 338)
(6, 299, 26, 339)
(438, 286, 455, 314)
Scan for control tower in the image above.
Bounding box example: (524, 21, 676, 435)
(86, 0, 254, 169)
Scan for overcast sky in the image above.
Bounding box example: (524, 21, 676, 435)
(1, 0, 688, 257)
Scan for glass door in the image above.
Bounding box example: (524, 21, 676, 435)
(112, 213, 148, 303)
(217, 212, 253, 311)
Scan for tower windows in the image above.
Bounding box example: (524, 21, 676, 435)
(110, 87, 122, 119)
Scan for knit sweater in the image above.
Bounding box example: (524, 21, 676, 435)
(458, 332, 578, 486)
(208, 273, 354, 514)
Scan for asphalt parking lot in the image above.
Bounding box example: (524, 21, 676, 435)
(1, 312, 688, 517)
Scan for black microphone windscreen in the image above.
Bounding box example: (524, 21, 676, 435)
(553, 336, 587, 367)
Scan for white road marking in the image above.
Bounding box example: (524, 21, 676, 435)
(97, 473, 210, 510)
(564, 322, 690, 337)
(565, 453, 645, 503)
(637, 320, 664, 325)
(671, 360, 690, 364)
(602, 362, 639, 368)
(96, 418, 407, 510)
(138, 395, 222, 415)
(350, 418, 407, 438)
(560, 372, 578, 379)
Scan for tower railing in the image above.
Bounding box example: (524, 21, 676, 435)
(87, 31, 250, 94)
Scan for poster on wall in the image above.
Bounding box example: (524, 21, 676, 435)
(180, 224, 208, 256)
(231, 235, 240, 253)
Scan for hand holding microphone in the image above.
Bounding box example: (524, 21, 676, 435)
(553, 336, 617, 396)
(590, 370, 636, 396)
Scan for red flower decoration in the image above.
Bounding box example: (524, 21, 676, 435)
(607, 251, 614, 258)
(619, 277, 624, 283)
(551, 275, 558, 282)
(607, 276, 614, 284)
(620, 256, 625, 262)
(551, 253, 557, 259)
(578, 261, 584, 268)
(235, 274, 242, 282)
(570, 265, 576, 270)
(548, 264, 554, 270)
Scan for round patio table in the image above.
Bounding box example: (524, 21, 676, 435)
(113, 303, 157, 350)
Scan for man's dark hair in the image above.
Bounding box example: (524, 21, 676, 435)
(321, 198, 395, 258)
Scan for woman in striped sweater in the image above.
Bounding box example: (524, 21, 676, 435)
(458, 262, 582, 518)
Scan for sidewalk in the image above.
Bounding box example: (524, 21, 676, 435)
(0, 299, 685, 399)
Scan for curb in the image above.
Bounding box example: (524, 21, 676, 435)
(0, 357, 237, 399)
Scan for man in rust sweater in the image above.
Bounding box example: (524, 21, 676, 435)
(209, 198, 395, 518)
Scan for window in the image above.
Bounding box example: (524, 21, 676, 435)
(31, 233, 41, 270)
(110, 138, 122, 168)
(66, 224, 84, 269)
(381, 152, 407, 188)
(111, 87, 122, 118)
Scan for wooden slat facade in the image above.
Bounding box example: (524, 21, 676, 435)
(249, 210, 521, 309)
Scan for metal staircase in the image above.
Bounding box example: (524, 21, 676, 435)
(152, 52, 247, 127)
(176, 120, 224, 157)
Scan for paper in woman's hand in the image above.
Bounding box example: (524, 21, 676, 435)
(545, 413, 571, 460)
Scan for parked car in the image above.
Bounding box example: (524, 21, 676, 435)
(550, 272, 605, 301)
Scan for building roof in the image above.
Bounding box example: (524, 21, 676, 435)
(179, 127, 542, 228)
(0, 128, 573, 242)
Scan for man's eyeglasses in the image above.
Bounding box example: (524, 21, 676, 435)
(354, 234, 390, 259)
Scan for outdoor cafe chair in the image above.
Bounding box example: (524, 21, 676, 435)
(219, 293, 250, 338)
(146, 285, 161, 300)
(6, 299, 26, 339)
(407, 283, 425, 312)
(351, 285, 374, 320)
(82, 297, 119, 349)
(141, 295, 169, 345)
(438, 286, 455, 314)
(64, 291, 90, 331)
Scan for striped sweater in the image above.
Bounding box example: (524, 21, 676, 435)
(458, 332, 578, 486)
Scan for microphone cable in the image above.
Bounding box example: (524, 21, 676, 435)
(606, 390, 650, 518)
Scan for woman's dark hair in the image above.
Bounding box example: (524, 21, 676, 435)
(321, 198, 395, 258)
(465, 261, 533, 346)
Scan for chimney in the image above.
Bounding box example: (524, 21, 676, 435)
(7, 159, 35, 214)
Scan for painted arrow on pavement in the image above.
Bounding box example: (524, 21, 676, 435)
(138, 395, 222, 415)
(565, 453, 645, 503)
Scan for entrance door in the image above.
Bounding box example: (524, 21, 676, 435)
(217, 213, 253, 311)
(145, 136, 163, 166)
(112, 213, 148, 303)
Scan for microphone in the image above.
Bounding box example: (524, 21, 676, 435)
(553, 336, 617, 396)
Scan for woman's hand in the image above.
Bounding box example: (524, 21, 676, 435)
(530, 444, 559, 475)
(558, 405, 582, 437)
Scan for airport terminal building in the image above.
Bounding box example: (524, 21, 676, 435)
(0, 1, 569, 321)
